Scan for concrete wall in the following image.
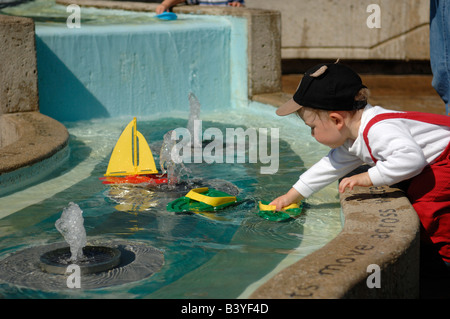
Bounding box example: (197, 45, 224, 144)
(0, 15, 39, 114)
(0, 15, 69, 193)
(246, 0, 430, 61)
(55, 0, 282, 97)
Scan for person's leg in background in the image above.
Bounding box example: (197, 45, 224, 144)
(430, 0, 450, 116)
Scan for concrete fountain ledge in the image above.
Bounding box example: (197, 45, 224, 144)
(251, 184, 420, 298)
(0, 112, 69, 195)
(0, 15, 70, 193)
(0, 112, 68, 174)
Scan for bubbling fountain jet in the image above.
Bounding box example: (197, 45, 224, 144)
(187, 92, 202, 147)
(40, 202, 121, 275)
(159, 92, 201, 186)
(0, 201, 163, 289)
(160, 130, 192, 186)
(55, 202, 86, 261)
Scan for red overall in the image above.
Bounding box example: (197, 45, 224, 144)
(363, 112, 450, 263)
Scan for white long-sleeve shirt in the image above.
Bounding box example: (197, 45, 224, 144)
(293, 104, 450, 198)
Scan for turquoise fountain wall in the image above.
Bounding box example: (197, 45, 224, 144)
(35, 14, 247, 122)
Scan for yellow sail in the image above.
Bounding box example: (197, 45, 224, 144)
(105, 118, 158, 176)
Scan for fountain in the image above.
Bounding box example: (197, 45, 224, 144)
(39, 202, 121, 275)
(55, 202, 87, 261)
(159, 92, 200, 187)
(187, 92, 202, 148)
(0, 202, 164, 290)
(160, 130, 192, 187)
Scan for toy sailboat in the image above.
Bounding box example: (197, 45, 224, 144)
(99, 117, 167, 185)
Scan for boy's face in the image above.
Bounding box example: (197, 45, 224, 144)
(297, 108, 347, 149)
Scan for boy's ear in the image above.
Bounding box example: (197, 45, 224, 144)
(328, 112, 345, 129)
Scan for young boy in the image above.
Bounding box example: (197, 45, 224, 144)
(270, 61, 450, 266)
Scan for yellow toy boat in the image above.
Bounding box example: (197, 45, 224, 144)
(257, 201, 303, 221)
(166, 187, 239, 212)
(99, 117, 167, 185)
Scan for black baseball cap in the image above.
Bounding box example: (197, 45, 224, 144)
(276, 62, 367, 116)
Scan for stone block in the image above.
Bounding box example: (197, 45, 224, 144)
(0, 15, 39, 113)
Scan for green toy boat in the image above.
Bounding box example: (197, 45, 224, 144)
(257, 201, 303, 221)
(167, 187, 239, 213)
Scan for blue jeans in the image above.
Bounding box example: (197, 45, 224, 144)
(430, 0, 450, 116)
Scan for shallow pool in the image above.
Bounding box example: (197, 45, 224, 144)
(0, 105, 342, 298)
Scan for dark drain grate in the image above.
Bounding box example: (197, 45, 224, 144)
(40, 246, 121, 275)
(0, 240, 164, 291)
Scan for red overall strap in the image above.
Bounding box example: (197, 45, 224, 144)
(363, 112, 450, 163)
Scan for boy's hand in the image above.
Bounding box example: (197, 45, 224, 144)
(269, 195, 293, 212)
(269, 188, 304, 211)
(155, 4, 168, 14)
(338, 172, 373, 193)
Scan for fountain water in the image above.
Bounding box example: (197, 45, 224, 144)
(40, 202, 122, 275)
(187, 92, 202, 148)
(159, 130, 192, 187)
(0, 239, 164, 290)
(55, 202, 86, 261)
(0, 201, 164, 290)
(159, 92, 202, 186)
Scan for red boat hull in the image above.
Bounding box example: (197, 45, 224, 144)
(99, 174, 168, 185)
